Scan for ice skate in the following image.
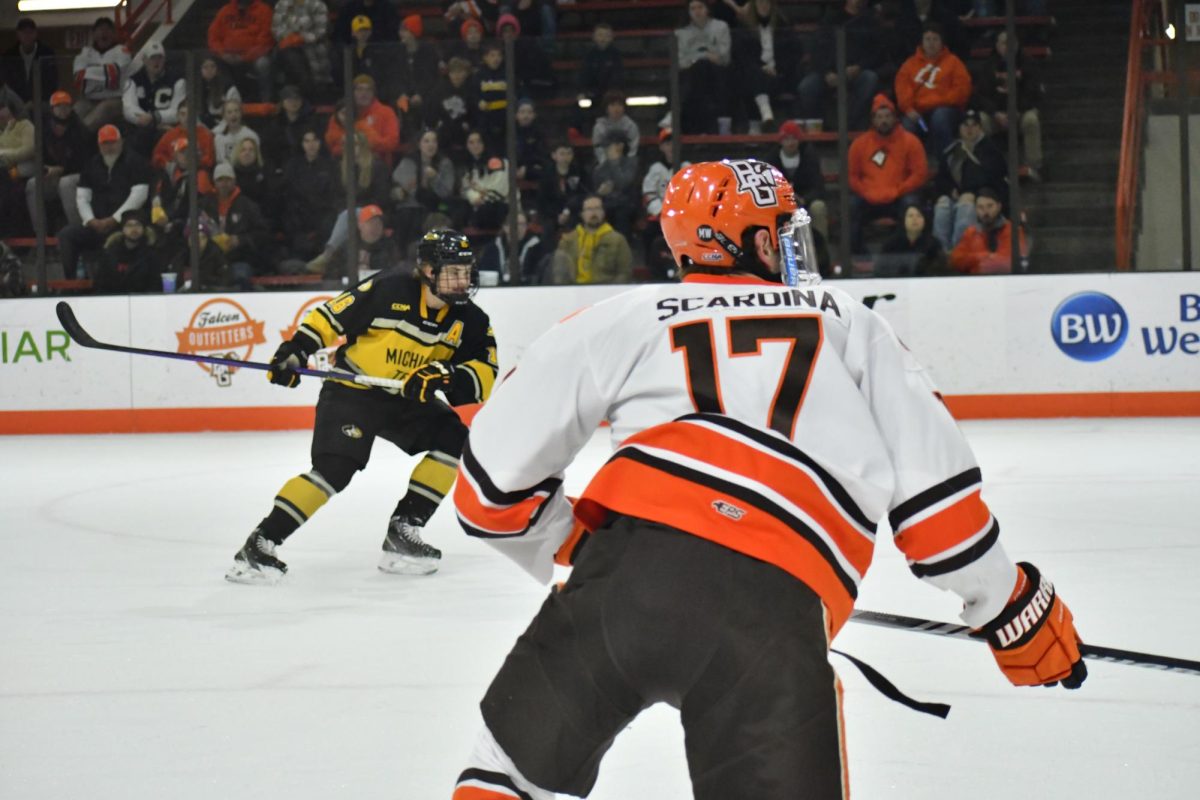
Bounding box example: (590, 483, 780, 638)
(225, 528, 287, 585)
(379, 516, 441, 575)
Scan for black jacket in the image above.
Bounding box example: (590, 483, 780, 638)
(95, 233, 161, 293)
(578, 45, 623, 99)
(537, 162, 589, 231)
(876, 227, 949, 277)
(200, 189, 270, 270)
(79, 150, 153, 221)
(259, 105, 317, 170)
(811, 8, 883, 75)
(326, 234, 401, 279)
(281, 153, 340, 240)
(43, 111, 95, 174)
(974, 48, 1044, 115)
(3, 41, 58, 103)
(765, 144, 825, 204)
(936, 134, 1009, 204)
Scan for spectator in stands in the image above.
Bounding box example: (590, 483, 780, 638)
(201, 161, 270, 285)
(591, 133, 639, 237)
(726, 0, 799, 131)
(391, 128, 456, 246)
(576, 23, 623, 133)
(447, 18, 486, 71)
(797, 0, 881, 132)
(538, 140, 589, 240)
(213, 97, 262, 164)
(456, 130, 510, 231)
(332, 14, 386, 92)
(895, 0, 968, 60)
(641, 128, 689, 281)
(231, 137, 272, 216)
(390, 15, 441, 132)
(895, 22, 972, 157)
(765, 120, 828, 240)
(271, 0, 332, 99)
(305, 130, 391, 273)
(259, 85, 314, 171)
(874, 199, 949, 276)
(151, 137, 215, 264)
(474, 42, 509, 147)
(497, 12, 557, 102)
(94, 208, 161, 293)
(974, 30, 1044, 181)
(173, 215, 234, 290)
(548, 194, 633, 284)
(847, 94, 928, 254)
(208, 0, 275, 102)
(72, 17, 131, 131)
(949, 186, 1026, 273)
(322, 203, 399, 280)
(0, 76, 24, 119)
(4, 18, 58, 107)
(280, 127, 339, 262)
(152, 99, 216, 172)
(197, 57, 241, 129)
(0, 96, 35, 236)
(513, 99, 547, 183)
(933, 107, 1007, 248)
(677, 0, 733, 135)
(591, 91, 640, 164)
(122, 42, 187, 158)
(325, 76, 401, 164)
(333, 0, 399, 44)
(478, 210, 547, 285)
(58, 125, 152, 280)
(28, 91, 94, 231)
(429, 57, 477, 156)
(445, 0, 502, 30)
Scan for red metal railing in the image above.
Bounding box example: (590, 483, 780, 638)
(1115, 0, 1154, 271)
(114, 0, 174, 50)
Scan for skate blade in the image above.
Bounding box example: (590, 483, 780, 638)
(225, 561, 285, 585)
(377, 552, 439, 575)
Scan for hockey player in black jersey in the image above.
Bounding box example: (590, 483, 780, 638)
(225, 229, 497, 584)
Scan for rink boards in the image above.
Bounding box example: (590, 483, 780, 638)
(1, 273, 1197, 433)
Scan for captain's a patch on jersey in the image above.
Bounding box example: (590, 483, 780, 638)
(729, 159, 779, 207)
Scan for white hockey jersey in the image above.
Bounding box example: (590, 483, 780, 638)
(455, 273, 1018, 636)
(73, 44, 132, 101)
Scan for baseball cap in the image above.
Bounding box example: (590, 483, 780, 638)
(213, 162, 235, 181)
(872, 94, 896, 114)
(144, 41, 165, 59)
(353, 73, 376, 89)
(460, 18, 484, 40)
(279, 84, 302, 101)
(17, 18, 36, 31)
(401, 14, 423, 38)
(977, 186, 1001, 202)
(351, 15, 372, 33)
(962, 108, 983, 125)
(50, 90, 73, 107)
(779, 120, 803, 140)
(358, 204, 384, 224)
(97, 124, 121, 143)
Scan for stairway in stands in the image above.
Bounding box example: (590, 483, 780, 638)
(1025, 0, 1130, 272)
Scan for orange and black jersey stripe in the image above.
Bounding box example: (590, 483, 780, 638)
(889, 467, 1000, 577)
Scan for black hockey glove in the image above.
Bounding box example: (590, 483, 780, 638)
(401, 361, 454, 403)
(267, 339, 309, 388)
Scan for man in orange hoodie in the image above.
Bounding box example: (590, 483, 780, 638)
(950, 187, 1028, 274)
(324, 74, 400, 165)
(894, 22, 971, 157)
(208, 0, 275, 101)
(151, 100, 215, 172)
(847, 94, 928, 253)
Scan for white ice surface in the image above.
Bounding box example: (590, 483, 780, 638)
(2, 419, 1199, 799)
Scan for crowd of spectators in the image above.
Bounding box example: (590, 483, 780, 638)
(0, 0, 1054, 291)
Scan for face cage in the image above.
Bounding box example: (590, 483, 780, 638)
(426, 260, 479, 305)
(778, 209, 821, 287)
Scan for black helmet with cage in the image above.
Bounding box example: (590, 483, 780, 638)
(416, 228, 478, 305)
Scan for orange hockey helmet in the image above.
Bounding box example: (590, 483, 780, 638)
(660, 159, 805, 275)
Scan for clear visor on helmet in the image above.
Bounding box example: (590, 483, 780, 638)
(778, 209, 821, 287)
(433, 260, 479, 304)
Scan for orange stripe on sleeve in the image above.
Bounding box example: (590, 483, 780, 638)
(454, 469, 549, 536)
(452, 787, 521, 800)
(893, 490, 991, 562)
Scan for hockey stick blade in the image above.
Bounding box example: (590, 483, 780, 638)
(850, 610, 1200, 677)
(55, 301, 405, 390)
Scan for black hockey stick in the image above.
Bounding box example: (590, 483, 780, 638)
(851, 610, 1200, 677)
(55, 301, 405, 391)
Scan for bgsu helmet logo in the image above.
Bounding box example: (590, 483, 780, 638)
(176, 297, 266, 386)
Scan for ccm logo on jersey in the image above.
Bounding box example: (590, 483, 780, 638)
(711, 500, 746, 521)
(729, 159, 778, 208)
(994, 576, 1055, 648)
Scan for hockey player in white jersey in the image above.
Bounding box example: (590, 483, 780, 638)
(449, 159, 1086, 799)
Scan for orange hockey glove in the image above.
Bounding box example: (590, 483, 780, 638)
(980, 562, 1087, 689)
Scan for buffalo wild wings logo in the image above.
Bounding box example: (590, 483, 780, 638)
(711, 500, 746, 521)
(282, 295, 343, 371)
(729, 159, 778, 208)
(176, 298, 266, 386)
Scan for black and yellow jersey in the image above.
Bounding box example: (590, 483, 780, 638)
(293, 270, 497, 404)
